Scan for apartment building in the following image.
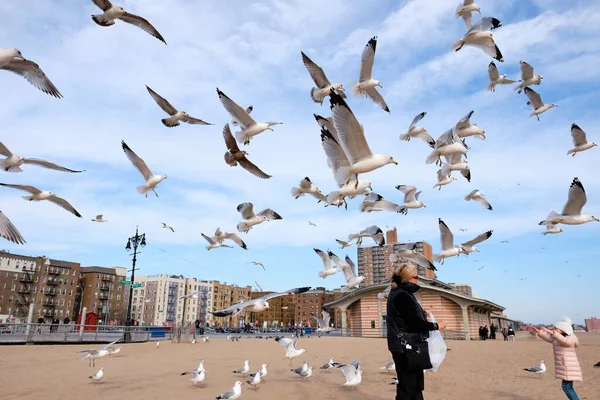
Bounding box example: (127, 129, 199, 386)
(295, 287, 344, 328)
(0, 251, 80, 322)
(211, 282, 252, 328)
(77, 266, 128, 324)
(130, 275, 186, 326)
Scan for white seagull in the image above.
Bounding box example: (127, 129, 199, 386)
(338, 363, 363, 390)
(433, 218, 465, 264)
(236, 202, 282, 233)
(360, 192, 408, 214)
(441, 153, 471, 182)
(399, 112, 434, 148)
(248, 261, 265, 271)
(351, 37, 389, 112)
(216, 88, 282, 145)
(215, 228, 247, 250)
(276, 337, 307, 368)
(567, 123, 596, 156)
(233, 360, 250, 375)
(514, 61, 543, 94)
(301, 51, 346, 104)
(0, 211, 26, 245)
(293, 364, 313, 380)
(395, 185, 426, 210)
(79, 340, 120, 367)
(201, 233, 232, 250)
(433, 169, 457, 190)
(315, 248, 338, 279)
(454, 110, 485, 140)
(91, 0, 166, 44)
(250, 364, 268, 382)
(455, 0, 481, 30)
(0, 183, 81, 218)
(460, 230, 493, 254)
(538, 177, 598, 227)
(524, 87, 557, 121)
(161, 222, 174, 232)
(247, 369, 261, 390)
(321, 357, 335, 372)
(312, 309, 334, 333)
(426, 129, 468, 166)
(291, 177, 327, 202)
(89, 368, 104, 383)
(216, 381, 243, 400)
(541, 221, 563, 235)
(451, 17, 504, 62)
(0, 48, 62, 98)
(0, 142, 83, 173)
(380, 361, 395, 373)
(107, 346, 122, 355)
(523, 360, 546, 378)
(335, 239, 354, 249)
(348, 225, 385, 246)
(465, 189, 492, 210)
(146, 86, 212, 128)
(222, 124, 272, 179)
(389, 248, 436, 271)
(92, 215, 107, 223)
(212, 287, 311, 317)
(486, 61, 516, 92)
(121, 140, 166, 197)
(329, 252, 365, 292)
(291, 361, 310, 375)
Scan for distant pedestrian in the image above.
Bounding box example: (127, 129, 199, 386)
(507, 326, 515, 342)
(63, 316, 70, 325)
(483, 325, 489, 340)
(490, 323, 496, 339)
(502, 328, 508, 341)
(530, 317, 582, 400)
(479, 326, 484, 340)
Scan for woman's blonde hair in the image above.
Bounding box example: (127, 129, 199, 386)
(390, 263, 417, 289)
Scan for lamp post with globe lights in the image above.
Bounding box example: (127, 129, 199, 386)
(124, 227, 146, 342)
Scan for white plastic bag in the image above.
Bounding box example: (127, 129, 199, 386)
(426, 313, 447, 373)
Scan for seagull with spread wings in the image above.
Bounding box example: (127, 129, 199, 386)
(360, 192, 408, 214)
(454, 110, 485, 140)
(460, 230, 493, 254)
(301, 51, 346, 104)
(0, 142, 83, 173)
(538, 177, 598, 227)
(312, 309, 333, 333)
(441, 153, 471, 182)
(395, 185, 426, 210)
(399, 112, 434, 148)
(524, 87, 557, 121)
(348, 225, 385, 246)
(161, 222, 174, 232)
(335, 239, 354, 249)
(465, 189, 492, 210)
(212, 287, 311, 317)
(275, 337, 307, 368)
(291, 177, 326, 202)
(92, 214, 107, 222)
(146, 86, 212, 127)
(79, 339, 120, 367)
(389, 247, 436, 271)
(433, 218, 464, 264)
(337, 363, 363, 390)
(315, 248, 338, 279)
(201, 233, 232, 250)
(567, 124, 596, 156)
(456, 0, 481, 30)
(0, 211, 25, 245)
(214, 228, 247, 250)
(0, 183, 81, 218)
(222, 124, 271, 179)
(90, 0, 166, 44)
(426, 128, 468, 166)
(451, 17, 504, 62)
(247, 261, 265, 271)
(0, 48, 62, 98)
(328, 252, 364, 292)
(121, 141, 166, 197)
(486, 61, 515, 92)
(514, 61, 543, 94)
(433, 169, 457, 190)
(216, 88, 282, 145)
(351, 37, 389, 112)
(236, 202, 282, 233)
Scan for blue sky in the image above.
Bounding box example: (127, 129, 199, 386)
(0, 0, 599, 325)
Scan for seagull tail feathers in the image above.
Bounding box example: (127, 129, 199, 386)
(334, 167, 353, 187)
(136, 185, 148, 195)
(486, 82, 496, 92)
(234, 129, 247, 144)
(290, 187, 303, 198)
(399, 132, 411, 142)
(441, 163, 452, 176)
(224, 152, 237, 166)
(432, 254, 443, 263)
(2, 163, 23, 172)
(21, 195, 34, 201)
(161, 117, 179, 128)
(310, 87, 324, 103)
(451, 39, 464, 52)
(350, 83, 362, 97)
(318, 271, 327, 279)
(91, 14, 114, 26)
(348, 233, 360, 242)
(425, 151, 440, 164)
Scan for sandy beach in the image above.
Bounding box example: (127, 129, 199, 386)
(2, 332, 599, 400)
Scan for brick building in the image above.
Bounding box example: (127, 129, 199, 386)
(0, 251, 80, 322)
(585, 317, 600, 332)
(295, 287, 344, 328)
(211, 282, 252, 328)
(77, 266, 128, 325)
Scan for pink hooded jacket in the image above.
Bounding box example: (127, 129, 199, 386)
(538, 331, 582, 381)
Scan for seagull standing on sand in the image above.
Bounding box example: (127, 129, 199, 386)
(250, 364, 268, 382)
(524, 87, 557, 121)
(0, 183, 82, 218)
(216, 88, 282, 145)
(451, 17, 504, 62)
(455, 0, 480, 30)
(433, 218, 464, 264)
(233, 360, 250, 376)
(328, 252, 365, 292)
(460, 230, 493, 254)
(315, 248, 338, 279)
(321, 357, 335, 372)
(335, 239, 354, 249)
(216, 381, 243, 400)
(90, 0, 167, 44)
(399, 112, 434, 147)
(300, 51, 346, 104)
(247, 369, 261, 390)
(291, 177, 327, 202)
(486, 61, 515, 91)
(146, 86, 212, 127)
(0, 142, 83, 173)
(380, 361, 395, 372)
(514, 61, 543, 94)
(465, 190, 492, 210)
(89, 368, 104, 383)
(222, 124, 272, 179)
(121, 141, 166, 197)
(348, 225, 385, 246)
(0, 211, 26, 245)
(291, 361, 310, 375)
(523, 360, 546, 378)
(92, 215, 107, 223)
(161, 223, 174, 232)
(275, 337, 307, 368)
(395, 185, 426, 210)
(236, 202, 282, 233)
(0, 48, 62, 98)
(567, 124, 596, 156)
(351, 37, 389, 112)
(337, 364, 363, 390)
(538, 177, 598, 227)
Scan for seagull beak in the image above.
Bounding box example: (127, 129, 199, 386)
(392, 161, 398, 165)
(594, 217, 599, 222)
(267, 127, 274, 131)
(378, 83, 383, 88)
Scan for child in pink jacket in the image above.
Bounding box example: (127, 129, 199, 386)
(530, 317, 582, 400)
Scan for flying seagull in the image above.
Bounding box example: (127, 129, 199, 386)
(541, 221, 563, 235)
(486, 61, 516, 91)
(201, 233, 232, 250)
(455, 0, 481, 30)
(246, 369, 261, 390)
(0, 142, 83, 173)
(312, 309, 334, 333)
(451, 17, 504, 62)
(433, 218, 464, 264)
(182, 370, 206, 386)
(247, 261, 265, 271)
(478, 266, 485, 270)
(337, 363, 363, 390)
(433, 169, 457, 190)
(216, 88, 282, 145)
(348, 225, 385, 246)
(161, 223, 174, 232)
(465, 189, 492, 210)
(360, 192, 408, 214)
(335, 239, 354, 249)
(454, 110, 485, 140)
(79, 339, 120, 367)
(300, 51, 346, 104)
(514, 61, 543, 94)
(214, 228, 247, 250)
(352, 37, 389, 112)
(211, 287, 310, 317)
(308, 221, 317, 227)
(236, 202, 282, 233)
(91, 0, 166, 44)
(222, 124, 271, 179)
(92, 215, 107, 223)
(291, 177, 326, 202)
(399, 112, 434, 148)
(329, 252, 365, 292)
(567, 123, 596, 156)
(426, 128, 468, 166)
(315, 248, 338, 279)
(395, 185, 426, 210)
(460, 230, 493, 254)
(539, 177, 598, 227)
(0, 211, 26, 245)
(0, 48, 62, 98)
(146, 86, 212, 127)
(0, 183, 81, 218)
(275, 337, 307, 368)
(121, 141, 166, 197)
(524, 87, 557, 121)
(389, 248, 436, 271)
(441, 153, 471, 182)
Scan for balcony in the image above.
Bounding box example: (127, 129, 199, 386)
(99, 293, 109, 300)
(19, 274, 33, 283)
(47, 279, 59, 286)
(44, 302, 56, 308)
(48, 268, 60, 275)
(43, 311, 55, 317)
(45, 290, 57, 296)
(100, 284, 110, 291)
(101, 275, 111, 281)
(18, 287, 31, 294)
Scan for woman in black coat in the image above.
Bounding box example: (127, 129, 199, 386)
(386, 263, 447, 400)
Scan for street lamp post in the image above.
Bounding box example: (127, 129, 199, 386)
(124, 226, 146, 342)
